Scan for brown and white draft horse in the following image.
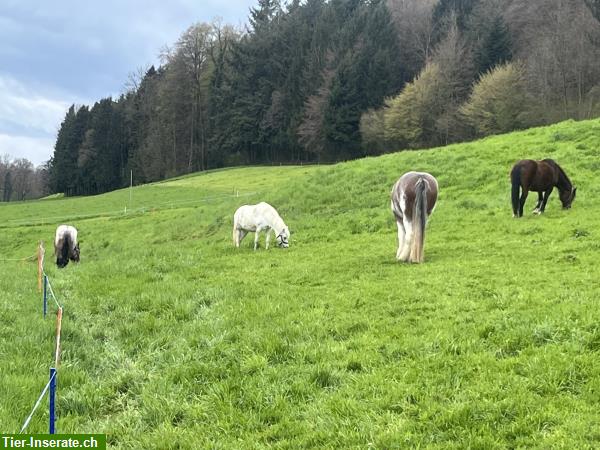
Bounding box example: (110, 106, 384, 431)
(510, 159, 576, 217)
(391, 172, 438, 263)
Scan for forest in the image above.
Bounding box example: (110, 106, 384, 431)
(40, 0, 600, 197)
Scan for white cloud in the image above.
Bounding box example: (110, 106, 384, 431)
(0, 74, 87, 166)
(0, 134, 54, 166)
(0, 1, 257, 167)
(0, 74, 71, 135)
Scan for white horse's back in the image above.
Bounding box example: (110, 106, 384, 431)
(234, 203, 271, 231)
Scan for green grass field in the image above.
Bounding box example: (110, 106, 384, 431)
(1, 119, 600, 449)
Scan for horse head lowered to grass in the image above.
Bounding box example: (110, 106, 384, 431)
(510, 159, 576, 217)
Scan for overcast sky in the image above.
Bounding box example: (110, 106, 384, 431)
(0, 0, 256, 166)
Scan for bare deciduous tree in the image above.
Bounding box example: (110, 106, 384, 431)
(124, 65, 152, 94)
(297, 63, 335, 160)
(387, 0, 437, 80)
(0, 155, 47, 201)
(506, 0, 600, 121)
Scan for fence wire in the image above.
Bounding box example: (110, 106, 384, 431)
(44, 274, 62, 309)
(0, 253, 37, 262)
(17, 250, 64, 433)
(19, 370, 57, 433)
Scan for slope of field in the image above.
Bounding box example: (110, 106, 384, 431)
(1, 119, 600, 448)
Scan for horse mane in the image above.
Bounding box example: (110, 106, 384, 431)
(544, 159, 572, 191)
(272, 215, 287, 235)
(56, 234, 70, 267)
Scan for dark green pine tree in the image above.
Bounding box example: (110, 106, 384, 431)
(125, 66, 164, 184)
(356, 0, 405, 108)
(249, 0, 280, 31)
(322, 0, 405, 159)
(205, 23, 236, 167)
(286, 0, 328, 161)
(48, 105, 76, 194)
(214, 0, 283, 164)
(218, 38, 266, 163)
(321, 0, 364, 158)
(68, 106, 91, 195)
(262, 0, 328, 162)
(207, 44, 235, 166)
(49, 105, 89, 195)
(324, 55, 364, 158)
(474, 15, 512, 74)
(77, 98, 124, 195)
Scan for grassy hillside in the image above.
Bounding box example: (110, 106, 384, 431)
(1, 119, 600, 449)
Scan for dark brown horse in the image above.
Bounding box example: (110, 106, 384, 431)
(391, 172, 438, 263)
(510, 159, 576, 217)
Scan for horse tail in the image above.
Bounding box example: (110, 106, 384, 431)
(57, 235, 70, 268)
(412, 177, 428, 263)
(390, 182, 402, 218)
(64, 233, 72, 259)
(510, 165, 521, 216)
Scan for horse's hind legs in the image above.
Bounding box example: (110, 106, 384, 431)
(539, 188, 553, 213)
(234, 229, 247, 247)
(254, 229, 261, 250)
(518, 190, 529, 217)
(533, 192, 543, 214)
(512, 191, 521, 218)
(398, 222, 412, 262)
(395, 220, 405, 260)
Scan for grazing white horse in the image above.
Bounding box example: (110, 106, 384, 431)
(233, 202, 290, 250)
(54, 224, 80, 268)
(391, 172, 438, 263)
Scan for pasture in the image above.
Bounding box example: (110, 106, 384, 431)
(1, 119, 600, 448)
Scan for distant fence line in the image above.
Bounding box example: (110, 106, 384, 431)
(2, 191, 260, 229)
(0, 253, 37, 262)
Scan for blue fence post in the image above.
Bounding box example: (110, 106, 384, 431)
(43, 275, 48, 318)
(49, 367, 56, 434)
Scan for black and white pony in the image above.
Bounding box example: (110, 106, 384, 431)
(391, 172, 438, 263)
(54, 225, 80, 268)
(233, 202, 290, 250)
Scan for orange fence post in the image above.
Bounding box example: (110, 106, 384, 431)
(37, 241, 45, 292)
(54, 307, 63, 368)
